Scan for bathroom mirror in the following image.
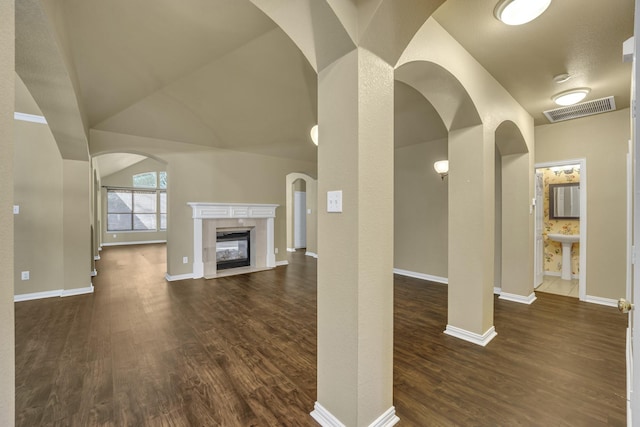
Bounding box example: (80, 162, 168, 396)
(549, 183, 580, 220)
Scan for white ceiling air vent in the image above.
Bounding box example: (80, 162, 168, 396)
(543, 96, 616, 123)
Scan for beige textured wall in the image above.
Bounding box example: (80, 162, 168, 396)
(0, 0, 15, 422)
(536, 109, 629, 299)
(394, 138, 448, 278)
(14, 119, 64, 295)
(100, 157, 168, 245)
(63, 160, 92, 290)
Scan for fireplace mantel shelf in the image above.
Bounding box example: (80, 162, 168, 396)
(188, 203, 279, 279)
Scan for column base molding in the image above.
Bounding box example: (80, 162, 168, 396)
(310, 402, 399, 427)
(444, 325, 497, 347)
(499, 291, 537, 305)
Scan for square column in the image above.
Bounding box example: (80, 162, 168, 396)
(313, 48, 397, 427)
(446, 125, 497, 345)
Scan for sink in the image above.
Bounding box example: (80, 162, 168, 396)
(547, 234, 579, 280)
(547, 233, 580, 244)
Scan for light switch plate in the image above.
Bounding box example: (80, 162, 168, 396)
(327, 190, 343, 213)
(13, 205, 19, 214)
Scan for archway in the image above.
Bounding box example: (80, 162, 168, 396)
(285, 172, 317, 257)
(91, 151, 169, 276)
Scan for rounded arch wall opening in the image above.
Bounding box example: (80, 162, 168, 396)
(285, 172, 317, 257)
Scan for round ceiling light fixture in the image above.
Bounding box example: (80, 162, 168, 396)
(310, 124, 318, 146)
(552, 88, 590, 106)
(494, 0, 552, 26)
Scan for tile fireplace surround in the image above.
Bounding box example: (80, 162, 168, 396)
(188, 203, 278, 278)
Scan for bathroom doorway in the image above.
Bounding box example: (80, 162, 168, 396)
(534, 159, 586, 300)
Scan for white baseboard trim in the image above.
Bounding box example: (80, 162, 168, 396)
(311, 402, 345, 427)
(444, 325, 497, 347)
(310, 403, 399, 427)
(544, 271, 579, 279)
(91, 269, 97, 277)
(98, 246, 102, 251)
(276, 260, 289, 266)
(584, 295, 618, 307)
(287, 248, 297, 252)
(494, 286, 501, 295)
(165, 273, 195, 282)
(393, 268, 447, 284)
(15, 285, 94, 302)
(102, 240, 167, 247)
(62, 285, 94, 298)
(15, 289, 63, 302)
(499, 291, 537, 305)
(94, 255, 101, 261)
(305, 251, 318, 258)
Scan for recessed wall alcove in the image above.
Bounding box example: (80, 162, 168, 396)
(188, 203, 278, 278)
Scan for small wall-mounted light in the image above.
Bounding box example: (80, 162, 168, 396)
(310, 125, 318, 146)
(434, 160, 449, 180)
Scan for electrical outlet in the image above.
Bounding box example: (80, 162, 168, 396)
(21, 271, 29, 281)
(113, 234, 117, 238)
(275, 248, 279, 254)
(183, 256, 188, 264)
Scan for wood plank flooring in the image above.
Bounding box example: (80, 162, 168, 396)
(15, 244, 627, 426)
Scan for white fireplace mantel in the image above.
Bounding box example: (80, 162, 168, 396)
(188, 203, 279, 278)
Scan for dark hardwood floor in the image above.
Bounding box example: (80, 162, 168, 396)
(15, 244, 627, 426)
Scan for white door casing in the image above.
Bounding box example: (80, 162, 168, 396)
(535, 171, 544, 287)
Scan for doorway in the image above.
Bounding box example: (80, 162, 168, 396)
(534, 159, 586, 300)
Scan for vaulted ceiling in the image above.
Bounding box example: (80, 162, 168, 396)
(15, 0, 634, 169)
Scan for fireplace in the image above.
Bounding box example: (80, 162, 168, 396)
(187, 202, 278, 279)
(216, 230, 250, 270)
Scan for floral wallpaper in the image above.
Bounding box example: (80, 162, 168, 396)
(542, 166, 580, 276)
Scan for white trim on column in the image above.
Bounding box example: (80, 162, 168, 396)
(499, 292, 537, 305)
(62, 285, 94, 297)
(305, 251, 318, 258)
(266, 217, 276, 267)
(444, 325, 497, 346)
(165, 273, 195, 282)
(311, 402, 345, 427)
(94, 255, 101, 260)
(275, 260, 289, 267)
(393, 268, 447, 284)
(493, 287, 502, 295)
(91, 269, 97, 277)
(368, 407, 400, 427)
(287, 247, 297, 252)
(310, 403, 399, 427)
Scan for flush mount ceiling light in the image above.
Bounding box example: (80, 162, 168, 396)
(310, 124, 318, 146)
(552, 88, 590, 106)
(494, 0, 551, 26)
(433, 160, 449, 180)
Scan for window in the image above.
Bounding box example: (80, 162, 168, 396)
(133, 172, 157, 188)
(107, 190, 159, 231)
(107, 171, 168, 232)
